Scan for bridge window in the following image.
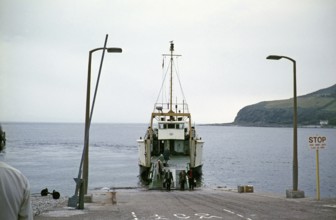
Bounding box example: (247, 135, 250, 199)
(158, 123, 184, 129)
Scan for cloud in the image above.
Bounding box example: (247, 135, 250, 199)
(1, 0, 335, 123)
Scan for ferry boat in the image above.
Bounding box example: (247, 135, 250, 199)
(137, 42, 204, 189)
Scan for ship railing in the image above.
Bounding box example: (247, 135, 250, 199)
(153, 102, 189, 113)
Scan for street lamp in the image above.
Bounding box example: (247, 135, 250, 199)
(83, 46, 122, 196)
(266, 55, 304, 198)
(68, 35, 122, 209)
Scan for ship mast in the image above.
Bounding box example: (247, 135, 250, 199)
(165, 41, 181, 113)
(152, 42, 188, 127)
(169, 41, 174, 112)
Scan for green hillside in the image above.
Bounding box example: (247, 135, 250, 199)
(233, 84, 336, 126)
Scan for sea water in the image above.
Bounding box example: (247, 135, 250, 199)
(1, 123, 335, 198)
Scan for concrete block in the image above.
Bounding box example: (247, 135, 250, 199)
(237, 185, 254, 193)
(244, 185, 254, 193)
(286, 189, 305, 198)
(237, 185, 244, 193)
(84, 194, 93, 203)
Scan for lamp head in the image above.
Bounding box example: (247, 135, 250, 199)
(266, 55, 283, 60)
(107, 48, 122, 53)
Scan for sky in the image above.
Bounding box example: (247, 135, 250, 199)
(1, 0, 335, 124)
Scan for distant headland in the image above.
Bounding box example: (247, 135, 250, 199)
(210, 84, 336, 127)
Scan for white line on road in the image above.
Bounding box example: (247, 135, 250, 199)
(223, 208, 253, 220)
(131, 211, 138, 220)
(223, 209, 235, 214)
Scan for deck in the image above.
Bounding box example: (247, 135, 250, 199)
(149, 155, 190, 190)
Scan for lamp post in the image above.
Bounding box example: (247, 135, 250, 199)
(82, 46, 122, 195)
(68, 35, 122, 209)
(266, 55, 304, 198)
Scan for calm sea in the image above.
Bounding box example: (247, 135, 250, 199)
(1, 123, 335, 198)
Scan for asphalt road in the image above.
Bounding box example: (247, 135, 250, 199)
(35, 188, 336, 220)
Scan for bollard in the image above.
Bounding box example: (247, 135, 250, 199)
(111, 191, 117, 204)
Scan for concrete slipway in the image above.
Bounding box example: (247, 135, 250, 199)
(34, 188, 336, 220)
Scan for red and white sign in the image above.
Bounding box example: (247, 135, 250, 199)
(308, 136, 327, 149)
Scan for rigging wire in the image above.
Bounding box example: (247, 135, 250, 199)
(174, 57, 188, 105)
(154, 54, 189, 113)
(154, 57, 170, 109)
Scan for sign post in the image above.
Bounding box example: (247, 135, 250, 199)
(308, 135, 326, 201)
(315, 148, 320, 201)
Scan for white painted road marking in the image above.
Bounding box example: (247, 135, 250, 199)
(223, 209, 235, 214)
(195, 213, 222, 218)
(223, 208, 253, 220)
(131, 211, 138, 220)
(174, 213, 191, 219)
(131, 210, 253, 219)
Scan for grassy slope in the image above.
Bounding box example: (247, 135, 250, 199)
(234, 84, 336, 126)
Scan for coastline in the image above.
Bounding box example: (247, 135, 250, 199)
(200, 122, 335, 128)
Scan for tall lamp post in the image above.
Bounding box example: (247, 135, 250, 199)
(266, 55, 304, 198)
(68, 35, 122, 209)
(83, 46, 122, 195)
